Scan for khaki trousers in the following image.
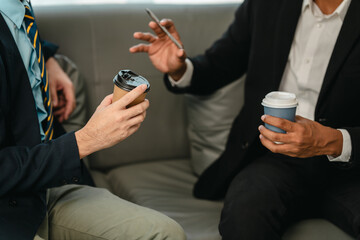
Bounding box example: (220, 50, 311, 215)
(35, 185, 185, 240)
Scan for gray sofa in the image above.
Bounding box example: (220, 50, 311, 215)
(36, 3, 353, 240)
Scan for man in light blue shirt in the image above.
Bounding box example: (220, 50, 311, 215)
(0, 0, 76, 140)
(0, 1, 185, 239)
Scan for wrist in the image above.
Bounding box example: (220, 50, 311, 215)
(75, 128, 97, 159)
(323, 128, 343, 157)
(169, 62, 187, 81)
(45, 57, 56, 69)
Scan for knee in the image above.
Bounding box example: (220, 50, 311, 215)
(220, 195, 269, 230)
(219, 192, 284, 240)
(143, 212, 186, 240)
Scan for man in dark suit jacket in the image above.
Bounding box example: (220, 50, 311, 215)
(131, 0, 360, 239)
(0, 1, 187, 239)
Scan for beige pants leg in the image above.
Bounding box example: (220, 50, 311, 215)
(40, 185, 185, 240)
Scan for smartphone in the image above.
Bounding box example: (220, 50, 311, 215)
(145, 8, 183, 49)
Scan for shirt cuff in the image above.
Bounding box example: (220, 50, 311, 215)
(327, 129, 352, 162)
(168, 58, 194, 88)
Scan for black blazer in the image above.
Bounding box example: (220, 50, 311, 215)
(0, 15, 88, 238)
(165, 0, 360, 200)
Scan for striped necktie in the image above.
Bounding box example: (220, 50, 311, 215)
(23, 5, 54, 141)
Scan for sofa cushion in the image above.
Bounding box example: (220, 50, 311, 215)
(105, 159, 353, 240)
(185, 77, 245, 175)
(106, 159, 223, 240)
(283, 219, 353, 240)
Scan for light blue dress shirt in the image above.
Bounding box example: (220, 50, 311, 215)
(0, 0, 47, 140)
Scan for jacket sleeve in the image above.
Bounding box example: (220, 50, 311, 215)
(0, 55, 82, 197)
(41, 39, 59, 62)
(164, 0, 252, 95)
(0, 130, 83, 197)
(342, 127, 360, 168)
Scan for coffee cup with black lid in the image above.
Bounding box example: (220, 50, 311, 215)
(113, 70, 150, 107)
(261, 91, 298, 133)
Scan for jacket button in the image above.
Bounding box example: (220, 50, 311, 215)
(62, 180, 68, 185)
(9, 199, 17, 207)
(72, 177, 79, 183)
(318, 118, 327, 123)
(241, 141, 249, 150)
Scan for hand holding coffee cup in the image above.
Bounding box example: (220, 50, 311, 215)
(261, 91, 298, 133)
(113, 70, 150, 107)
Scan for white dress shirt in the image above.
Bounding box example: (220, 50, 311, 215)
(170, 0, 352, 162)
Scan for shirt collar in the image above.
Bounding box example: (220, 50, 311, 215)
(302, 0, 351, 22)
(0, 0, 30, 29)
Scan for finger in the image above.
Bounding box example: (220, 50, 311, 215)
(295, 115, 307, 123)
(149, 21, 168, 38)
(127, 123, 141, 137)
(97, 94, 113, 111)
(133, 32, 157, 43)
(129, 43, 150, 53)
(177, 49, 186, 61)
(261, 114, 295, 132)
(259, 134, 290, 154)
(57, 115, 65, 123)
(127, 111, 147, 127)
(124, 99, 150, 119)
(53, 107, 66, 116)
(258, 125, 290, 143)
(62, 85, 76, 120)
(49, 79, 59, 107)
(160, 19, 178, 34)
(115, 85, 148, 109)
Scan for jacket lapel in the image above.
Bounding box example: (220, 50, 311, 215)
(272, 0, 303, 89)
(316, 0, 360, 112)
(0, 14, 41, 147)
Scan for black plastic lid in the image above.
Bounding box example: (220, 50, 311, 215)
(113, 70, 150, 93)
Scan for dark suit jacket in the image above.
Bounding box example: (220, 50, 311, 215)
(0, 15, 89, 239)
(165, 0, 360, 200)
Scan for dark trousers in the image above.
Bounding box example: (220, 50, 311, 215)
(219, 152, 360, 240)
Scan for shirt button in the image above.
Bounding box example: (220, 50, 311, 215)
(9, 199, 17, 207)
(305, 59, 310, 64)
(316, 23, 322, 28)
(318, 118, 327, 123)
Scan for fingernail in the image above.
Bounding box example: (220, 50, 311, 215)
(258, 125, 263, 131)
(141, 84, 147, 90)
(261, 115, 266, 121)
(259, 134, 263, 139)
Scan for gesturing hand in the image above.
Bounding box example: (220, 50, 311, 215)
(129, 19, 187, 80)
(75, 85, 150, 159)
(258, 115, 343, 158)
(46, 57, 76, 123)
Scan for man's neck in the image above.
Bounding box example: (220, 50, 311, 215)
(314, 0, 344, 14)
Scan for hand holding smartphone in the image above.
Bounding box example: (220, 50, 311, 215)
(145, 8, 183, 49)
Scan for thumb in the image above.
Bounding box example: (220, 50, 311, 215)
(114, 85, 147, 109)
(177, 49, 186, 60)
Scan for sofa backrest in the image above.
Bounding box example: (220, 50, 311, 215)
(36, 3, 239, 171)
